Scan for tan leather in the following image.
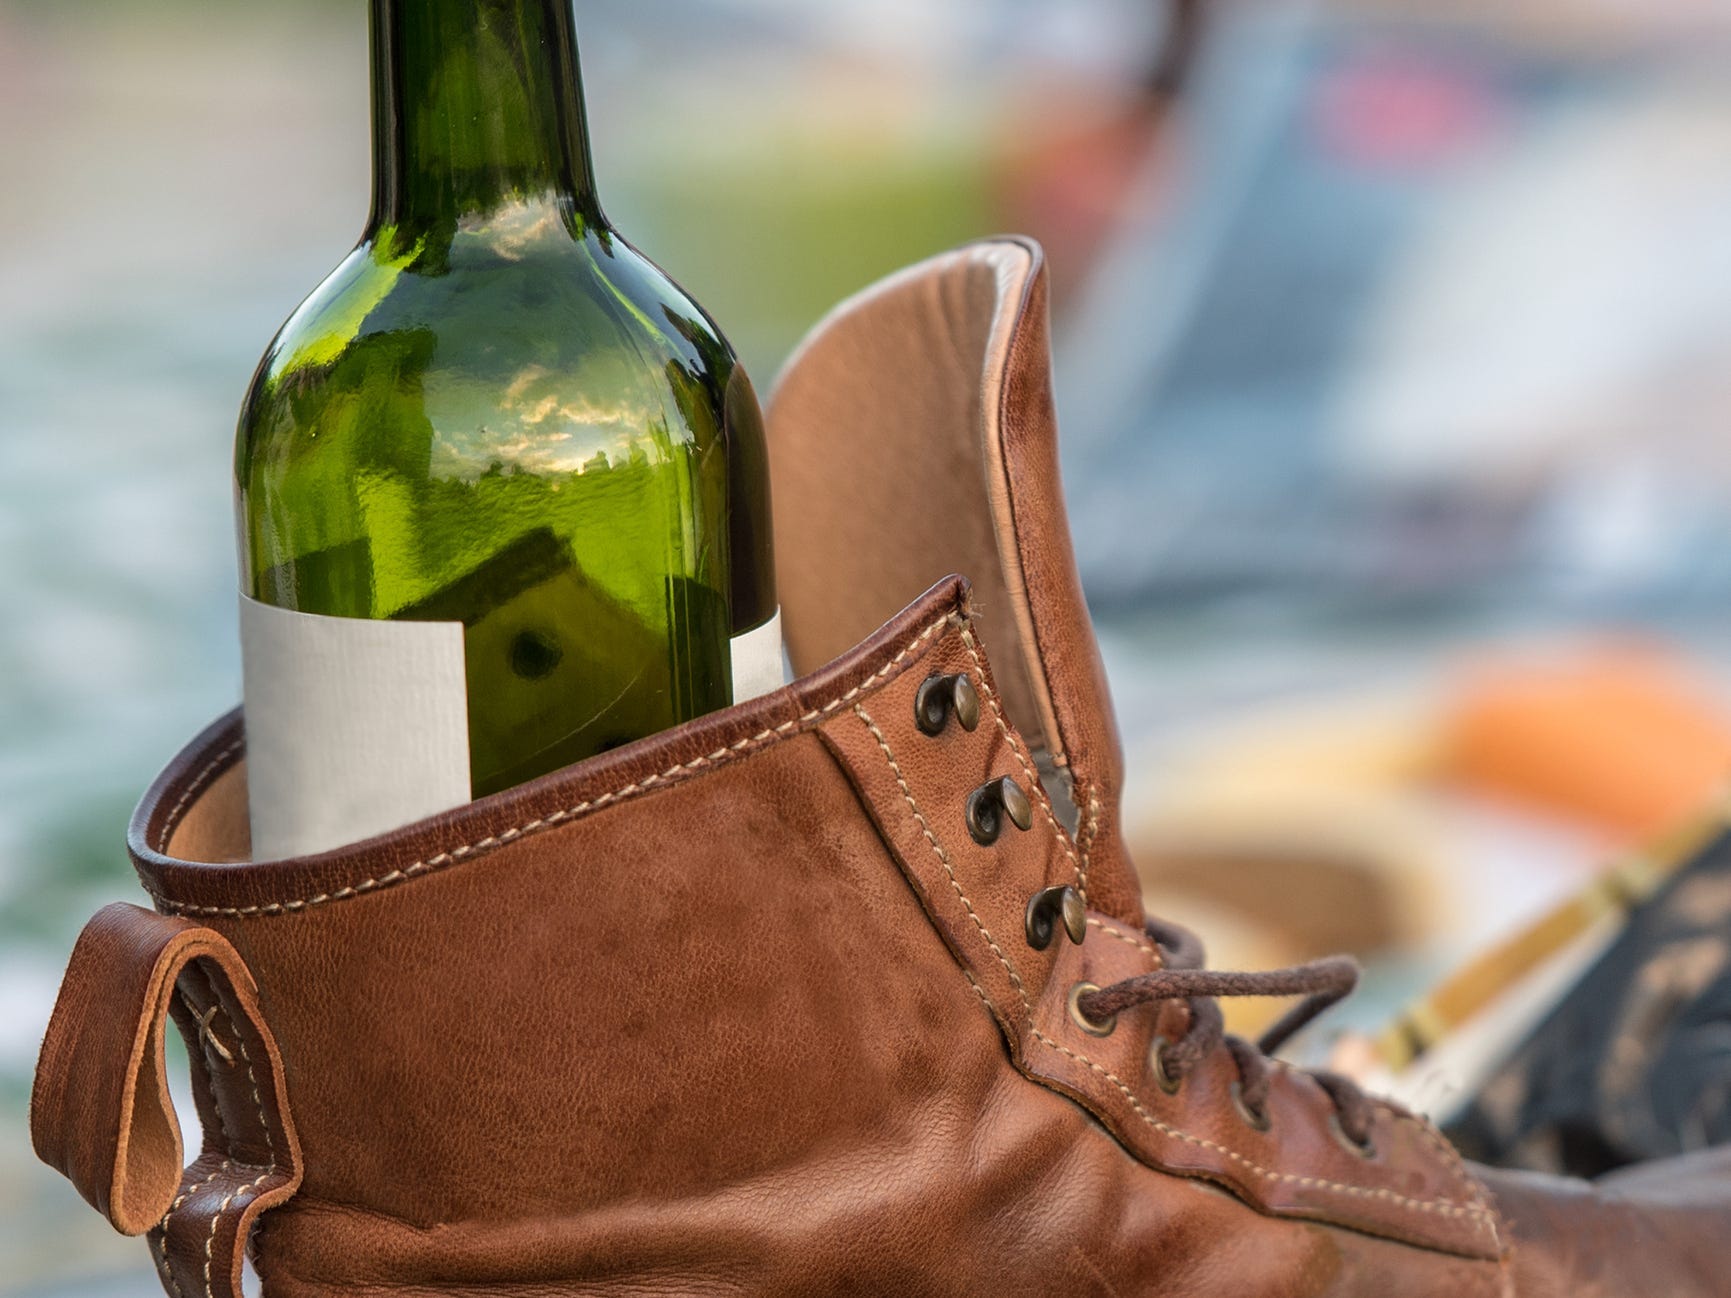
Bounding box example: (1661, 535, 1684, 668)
(31, 902, 301, 1297)
(31, 240, 1731, 1295)
(1486, 1147, 1731, 1296)
(769, 239, 1139, 924)
(820, 633, 1497, 1260)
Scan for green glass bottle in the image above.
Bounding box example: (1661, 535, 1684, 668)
(236, 0, 778, 859)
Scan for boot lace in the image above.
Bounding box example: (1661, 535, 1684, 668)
(1074, 917, 1378, 1150)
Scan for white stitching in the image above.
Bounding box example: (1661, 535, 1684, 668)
(884, 743, 1494, 1239)
(164, 967, 285, 1298)
(151, 601, 1497, 1248)
(195, 988, 231, 1150)
(202, 1170, 274, 1298)
(1086, 917, 1157, 958)
(1027, 1023, 1496, 1225)
(854, 701, 1487, 1227)
(855, 703, 1032, 1015)
(948, 639, 1492, 1235)
(1411, 1107, 1506, 1251)
(872, 723, 1495, 1253)
(217, 984, 276, 1166)
(1076, 789, 1101, 905)
(154, 1159, 234, 1298)
(150, 612, 958, 917)
(1263, 1054, 1503, 1234)
(157, 736, 245, 854)
(152, 1235, 176, 1297)
(958, 629, 1083, 885)
(1475, 1176, 1518, 1292)
(954, 974, 1488, 1230)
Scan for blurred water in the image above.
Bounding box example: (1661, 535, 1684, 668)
(0, 8, 363, 1287)
(0, 2, 365, 1069)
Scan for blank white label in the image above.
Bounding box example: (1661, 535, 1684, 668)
(240, 595, 471, 861)
(241, 598, 789, 861)
(731, 608, 786, 702)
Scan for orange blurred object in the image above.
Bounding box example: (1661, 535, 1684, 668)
(1444, 646, 1731, 841)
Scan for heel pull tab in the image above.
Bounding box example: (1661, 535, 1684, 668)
(31, 902, 301, 1297)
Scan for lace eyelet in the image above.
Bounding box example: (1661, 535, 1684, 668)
(915, 674, 980, 736)
(966, 777, 1033, 846)
(1148, 1036, 1182, 1095)
(1025, 885, 1087, 950)
(1067, 982, 1117, 1037)
(1229, 1081, 1271, 1133)
(1329, 1112, 1377, 1160)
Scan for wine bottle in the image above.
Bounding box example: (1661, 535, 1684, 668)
(235, 0, 778, 860)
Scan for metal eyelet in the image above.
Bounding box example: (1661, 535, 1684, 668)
(1329, 1113, 1377, 1160)
(1230, 1081, 1271, 1133)
(1067, 982, 1117, 1038)
(915, 673, 981, 736)
(1025, 885, 1087, 950)
(1148, 1036, 1182, 1095)
(966, 776, 1034, 846)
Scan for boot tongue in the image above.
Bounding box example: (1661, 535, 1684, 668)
(766, 238, 1143, 927)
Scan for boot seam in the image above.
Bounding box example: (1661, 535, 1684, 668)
(157, 736, 246, 856)
(153, 1160, 234, 1298)
(854, 702, 1035, 1015)
(1030, 1019, 1495, 1226)
(146, 610, 960, 918)
(1086, 918, 1156, 957)
(1474, 1176, 1517, 1294)
(958, 627, 1090, 900)
(1408, 1107, 1504, 1258)
(952, 631, 1501, 1244)
(201, 1170, 275, 1297)
(853, 694, 1493, 1234)
(956, 972, 1497, 1242)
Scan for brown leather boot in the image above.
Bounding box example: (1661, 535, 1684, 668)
(31, 240, 1731, 1297)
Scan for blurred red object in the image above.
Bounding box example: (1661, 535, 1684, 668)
(993, 0, 1204, 299)
(1310, 47, 1502, 170)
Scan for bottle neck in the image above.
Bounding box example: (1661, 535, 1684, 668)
(368, 0, 601, 239)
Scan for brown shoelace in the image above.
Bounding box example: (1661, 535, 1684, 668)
(1075, 918, 1378, 1148)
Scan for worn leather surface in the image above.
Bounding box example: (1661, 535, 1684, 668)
(819, 624, 1500, 1260)
(1483, 1148, 1731, 1296)
(769, 239, 1140, 925)
(32, 240, 1731, 1295)
(31, 902, 301, 1298)
(118, 580, 1516, 1296)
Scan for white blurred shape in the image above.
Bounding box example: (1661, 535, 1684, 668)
(1334, 79, 1731, 494)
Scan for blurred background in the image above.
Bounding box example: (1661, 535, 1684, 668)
(8, 0, 1731, 1289)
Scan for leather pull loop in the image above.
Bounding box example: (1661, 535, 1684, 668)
(31, 902, 301, 1297)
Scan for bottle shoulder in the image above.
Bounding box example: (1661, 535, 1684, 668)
(256, 224, 728, 372)
(236, 219, 745, 471)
